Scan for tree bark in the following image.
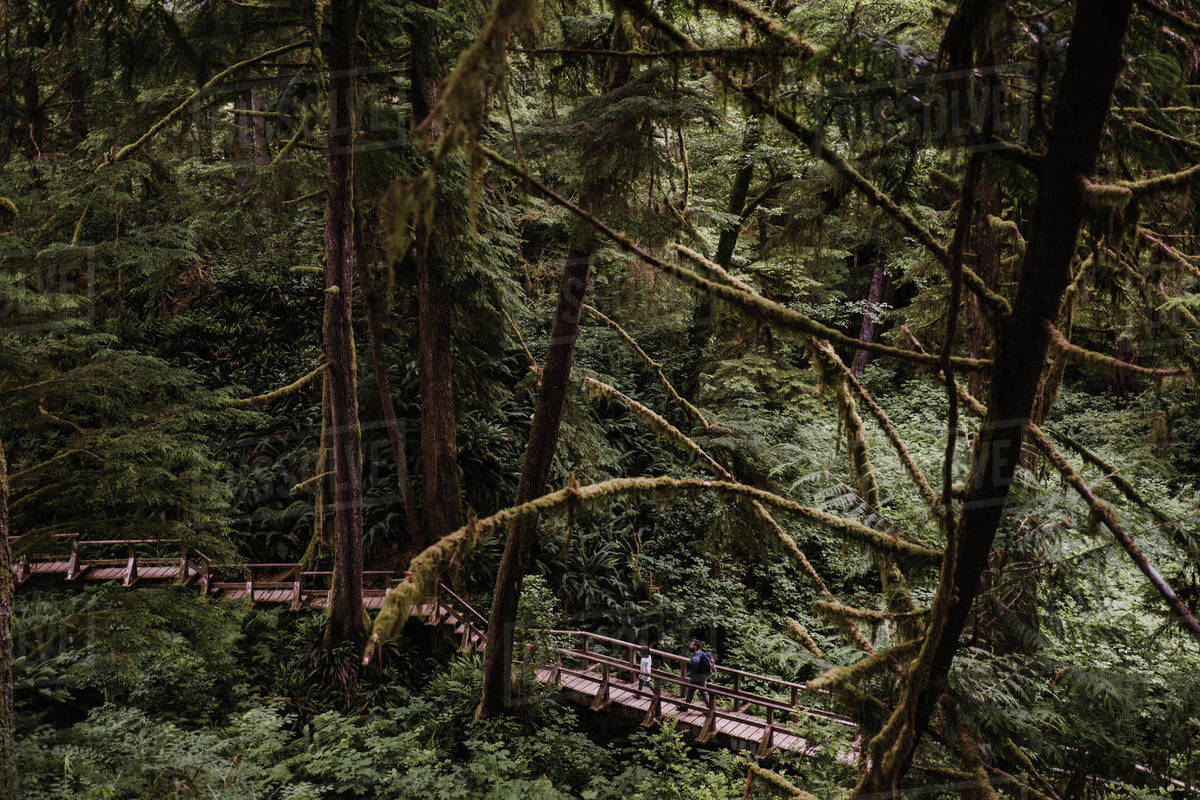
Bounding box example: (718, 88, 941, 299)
(852, 250, 888, 375)
(856, 1, 1134, 793)
(415, 245, 463, 545)
(477, 231, 595, 719)
(322, 0, 366, 645)
(966, 172, 1000, 399)
(410, 0, 463, 546)
(0, 436, 14, 800)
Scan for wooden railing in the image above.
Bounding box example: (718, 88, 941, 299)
(538, 629, 853, 755)
(14, 541, 853, 755)
(545, 630, 851, 723)
(9, 536, 399, 609)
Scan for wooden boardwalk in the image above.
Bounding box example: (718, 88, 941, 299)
(13, 534, 858, 759)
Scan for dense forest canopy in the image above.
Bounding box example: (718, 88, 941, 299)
(2, 0, 1200, 797)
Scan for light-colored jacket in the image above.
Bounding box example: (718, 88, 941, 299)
(639, 655, 653, 680)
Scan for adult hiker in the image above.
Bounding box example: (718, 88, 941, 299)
(683, 638, 715, 705)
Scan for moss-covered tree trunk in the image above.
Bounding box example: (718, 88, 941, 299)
(322, 0, 365, 645)
(478, 231, 595, 719)
(0, 435, 14, 799)
(856, 2, 1134, 793)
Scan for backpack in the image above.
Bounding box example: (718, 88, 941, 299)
(698, 650, 715, 675)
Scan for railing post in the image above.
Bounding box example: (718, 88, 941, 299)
(66, 537, 80, 581)
(591, 662, 611, 710)
(698, 691, 717, 742)
(790, 685, 798, 708)
(642, 683, 662, 727)
(757, 708, 776, 758)
(123, 543, 138, 587)
(290, 576, 303, 611)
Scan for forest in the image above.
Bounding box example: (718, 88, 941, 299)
(2, 0, 1200, 796)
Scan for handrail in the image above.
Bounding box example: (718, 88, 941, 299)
(556, 647, 799, 716)
(15, 540, 853, 733)
(437, 582, 489, 627)
(545, 629, 812, 691)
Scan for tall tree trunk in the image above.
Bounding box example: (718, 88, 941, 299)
(363, 248, 422, 550)
(966, 172, 1001, 398)
(322, 0, 365, 645)
(410, 0, 462, 545)
(415, 246, 462, 545)
(855, 2, 1134, 793)
(477, 231, 595, 719)
(852, 250, 888, 375)
(64, 69, 89, 139)
(686, 118, 759, 396)
(22, 49, 44, 160)
(0, 436, 13, 800)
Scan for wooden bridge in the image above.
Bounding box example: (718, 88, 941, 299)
(12, 535, 858, 760)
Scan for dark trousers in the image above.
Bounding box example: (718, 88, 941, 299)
(683, 674, 710, 705)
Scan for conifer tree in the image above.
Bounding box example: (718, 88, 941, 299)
(322, 0, 366, 645)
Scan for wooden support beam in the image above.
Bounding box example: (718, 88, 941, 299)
(757, 708, 776, 758)
(66, 539, 80, 581)
(643, 685, 663, 726)
(123, 543, 138, 586)
(592, 663, 612, 710)
(698, 694, 718, 742)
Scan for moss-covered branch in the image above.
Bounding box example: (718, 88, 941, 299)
(1140, 227, 1200, 278)
(807, 637, 923, 690)
(697, 0, 817, 57)
(743, 762, 823, 800)
(614, 0, 1013, 320)
(233, 363, 327, 406)
(1135, 0, 1200, 33)
(583, 305, 710, 429)
(365, 475, 941, 657)
(810, 339, 941, 511)
(1118, 161, 1200, 197)
(1047, 323, 1190, 377)
(941, 368, 1200, 643)
(813, 599, 929, 622)
(101, 41, 309, 169)
(579, 374, 838, 599)
(786, 618, 826, 658)
(484, 146, 992, 372)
